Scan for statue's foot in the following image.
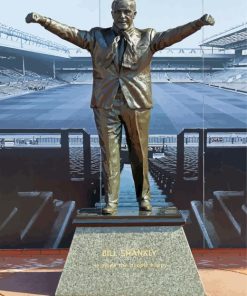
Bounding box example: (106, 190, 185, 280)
(139, 200, 152, 211)
(102, 203, 118, 215)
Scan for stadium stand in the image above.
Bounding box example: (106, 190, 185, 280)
(0, 129, 100, 248)
(0, 66, 64, 97)
(0, 23, 246, 248)
(200, 23, 247, 92)
(148, 128, 247, 248)
(0, 128, 246, 248)
(57, 71, 93, 84)
(208, 69, 247, 92)
(1, 22, 246, 94)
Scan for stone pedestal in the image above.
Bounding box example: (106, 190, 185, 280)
(55, 208, 205, 296)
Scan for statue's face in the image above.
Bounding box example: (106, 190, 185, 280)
(111, 0, 137, 31)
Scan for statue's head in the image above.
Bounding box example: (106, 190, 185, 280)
(111, 0, 137, 31)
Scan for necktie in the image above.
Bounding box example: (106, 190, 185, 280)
(118, 35, 126, 66)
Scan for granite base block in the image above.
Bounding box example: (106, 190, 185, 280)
(56, 226, 205, 296)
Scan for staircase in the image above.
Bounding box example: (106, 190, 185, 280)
(190, 191, 246, 248)
(97, 164, 172, 209)
(0, 192, 75, 249)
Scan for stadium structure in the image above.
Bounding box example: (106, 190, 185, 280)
(0, 22, 246, 249)
(0, 22, 247, 94)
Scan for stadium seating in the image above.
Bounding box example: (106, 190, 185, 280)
(57, 71, 93, 84)
(0, 66, 64, 98)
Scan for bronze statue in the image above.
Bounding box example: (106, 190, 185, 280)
(26, 0, 215, 214)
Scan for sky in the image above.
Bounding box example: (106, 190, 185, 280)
(0, 0, 246, 48)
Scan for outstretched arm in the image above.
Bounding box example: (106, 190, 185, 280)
(25, 12, 94, 51)
(150, 14, 215, 52)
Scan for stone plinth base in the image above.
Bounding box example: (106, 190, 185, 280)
(56, 226, 205, 296)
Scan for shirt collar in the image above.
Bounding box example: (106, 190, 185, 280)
(112, 23, 135, 36)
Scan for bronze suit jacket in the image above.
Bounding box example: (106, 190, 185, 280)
(43, 18, 204, 109)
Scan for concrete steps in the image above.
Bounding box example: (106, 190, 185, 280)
(0, 192, 75, 248)
(191, 199, 244, 248)
(213, 191, 246, 243)
(96, 164, 170, 209)
(45, 201, 76, 249)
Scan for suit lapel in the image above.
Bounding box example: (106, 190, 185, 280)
(102, 27, 142, 73)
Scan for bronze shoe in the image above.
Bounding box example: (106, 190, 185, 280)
(102, 203, 118, 215)
(139, 199, 152, 211)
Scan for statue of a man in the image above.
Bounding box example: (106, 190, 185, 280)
(26, 0, 214, 214)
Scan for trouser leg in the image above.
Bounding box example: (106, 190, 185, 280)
(93, 107, 122, 205)
(121, 105, 151, 202)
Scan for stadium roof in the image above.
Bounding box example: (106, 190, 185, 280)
(201, 23, 247, 50)
(0, 23, 69, 54)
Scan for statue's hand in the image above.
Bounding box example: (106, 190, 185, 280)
(201, 14, 215, 26)
(25, 12, 43, 24)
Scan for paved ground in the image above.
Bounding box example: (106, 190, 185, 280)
(0, 83, 246, 134)
(0, 249, 246, 296)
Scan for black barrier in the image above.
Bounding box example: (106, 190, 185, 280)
(149, 128, 247, 208)
(0, 128, 95, 248)
(0, 128, 92, 201)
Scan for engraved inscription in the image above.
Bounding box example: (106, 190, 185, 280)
(94, 263, 165, 269)
(101, 248, 157, 257)
(97, 248, 164, 270)
(102, 249, 117, 257)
